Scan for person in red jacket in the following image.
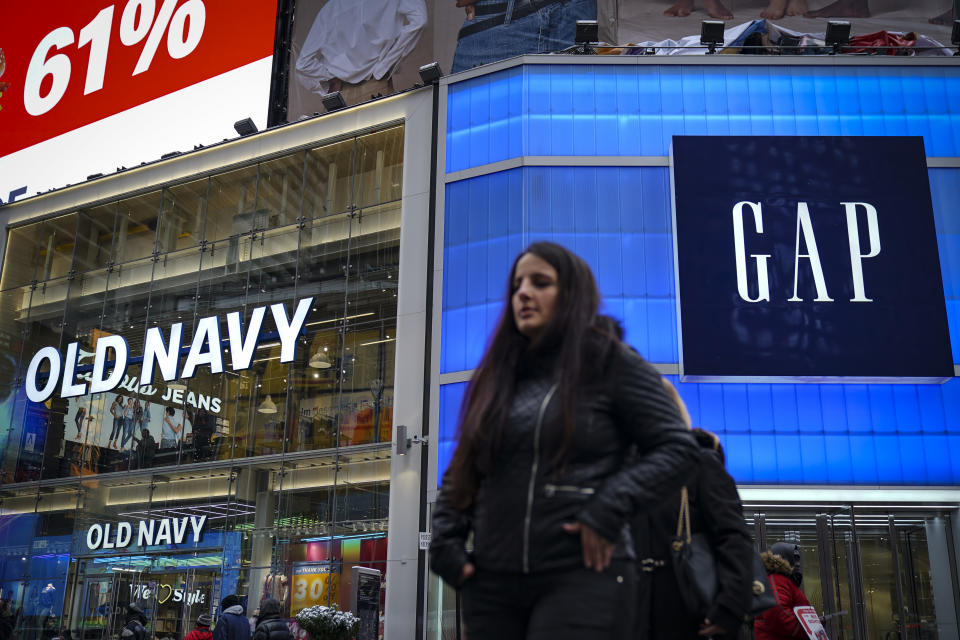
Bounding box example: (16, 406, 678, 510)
(754, 550, 811, 640)
(184, 613, 213, 640)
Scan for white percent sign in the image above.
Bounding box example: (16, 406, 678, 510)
(23, 0, 205, 116)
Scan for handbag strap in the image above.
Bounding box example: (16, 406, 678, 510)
(675, 486, 692, 544)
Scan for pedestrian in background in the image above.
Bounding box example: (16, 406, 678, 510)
(213, 595, 251, 640)
(431, 241, 699, 640)
(633, 378, 754, 640)
(754, 546, 811, 640)
(252, 598, 291, 640)
(119, 603, 147, 640)
(184, 613, 214, 640)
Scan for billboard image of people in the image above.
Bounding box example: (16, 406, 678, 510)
(602, 0, 956, 46)
(286, 0, 599, 120)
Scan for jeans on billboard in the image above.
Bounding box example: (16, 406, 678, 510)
(121, 418, 135, 447)
(460, 561, 636, 640)
(452, 0, 598, 73)
(109, 417, 123, 442)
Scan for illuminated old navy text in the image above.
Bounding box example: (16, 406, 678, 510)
(733, 202, 880, 304)
(25, 298, 313, 403)
(85, 515, 207, 550)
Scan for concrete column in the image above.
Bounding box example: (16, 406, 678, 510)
(925, 516, 958, 639)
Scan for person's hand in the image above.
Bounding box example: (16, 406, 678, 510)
(456, 0, 478, 20)
(698, 619, 724, 636)
(459, 562, 475, 585)
(562, 521, 615, 572)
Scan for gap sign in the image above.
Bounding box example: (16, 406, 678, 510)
(671, 136, 952, 381)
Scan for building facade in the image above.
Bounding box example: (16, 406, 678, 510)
(1, 54, 960, 640)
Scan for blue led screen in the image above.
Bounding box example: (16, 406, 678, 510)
(446, 64, 960, 172)
(440, 63, 960, 486)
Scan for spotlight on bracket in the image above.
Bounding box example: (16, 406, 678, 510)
(824, 20, 851, 54)
(233, 117, 258, 136)
(575, 20, 599, 44)
(321, 91, 347, 112)
(418, 62, 443, 85)
(700, 20, 726, 54)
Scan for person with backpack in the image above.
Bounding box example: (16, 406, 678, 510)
(184, 613, 213, 640)
(754, 546, 812, 640)
(119, 603, 147, 640)
(213, 595, 250, 640)
(252, 598, 291, 640)
(634, 381, 754, 640)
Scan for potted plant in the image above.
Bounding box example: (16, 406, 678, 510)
(295, 604, 360, 640)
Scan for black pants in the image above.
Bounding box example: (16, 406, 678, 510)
(461, 562, 636, 640)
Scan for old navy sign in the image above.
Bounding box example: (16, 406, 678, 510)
(671, 136, 952, 381)
(25, 298, 313, 403)
(86, 515, 207, 551)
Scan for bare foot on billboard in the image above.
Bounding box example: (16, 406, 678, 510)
(761, 0, 787, 18)
(805, 0, 870, 18)
(665, 0, 694, 17)
(787, 0, 809, 15)
(929, 7, 954, 24)
(705, 0, 733, 19)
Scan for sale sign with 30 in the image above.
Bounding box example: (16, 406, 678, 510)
(292, 563, 341, 610)
(0, 0, 277, 158)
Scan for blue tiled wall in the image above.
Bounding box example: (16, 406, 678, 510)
(446, 64, 960, 172)
(439, 63, 960, 486)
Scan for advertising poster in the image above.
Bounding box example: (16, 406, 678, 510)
(602, 0, 955, 47)
(0, 0, 278, 201)
(291, 562, 341, 610)
(285, 0, 599, 120)
(794, 605, 830, 640)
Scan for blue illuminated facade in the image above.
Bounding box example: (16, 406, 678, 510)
(437, 60, 960, 487)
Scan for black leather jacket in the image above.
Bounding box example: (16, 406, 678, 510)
(430, 343, 699, 585)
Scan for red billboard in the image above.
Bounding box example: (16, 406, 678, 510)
(0, 0, 278, 200)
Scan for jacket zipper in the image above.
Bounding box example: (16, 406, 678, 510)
(522, 382, 558, 574)
(543, 483, 595, 497)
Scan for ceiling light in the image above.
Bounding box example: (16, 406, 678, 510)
(309, 348, 331, 369)
(258, 395, 277, 414)
(167, 380, 187, 391)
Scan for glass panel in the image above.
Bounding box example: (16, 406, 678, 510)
(303, 139, 355, 219)
(38, 214, 80, 282)
(114, 191, 162, 264)
(353, 126, 403, 209)
(157, 178, 208, 253)
(255, 152, 306, 229)
(898, 522, 940, 640)
(1, 221, 44, 290)
(205, 165, 261, 246)
(75, 202, 118, 274)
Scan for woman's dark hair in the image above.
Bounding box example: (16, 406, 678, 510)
(444, 242, 619, 509)
(165, 406, 175, 416)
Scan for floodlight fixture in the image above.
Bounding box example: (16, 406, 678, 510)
(575, 20, 599, 44)
(321, 92, 347, 112)
(700, 20, 725, 54)
(233, 117, 258, 136)
(418, 62, 443, 85)
(824, 20, 851, 54)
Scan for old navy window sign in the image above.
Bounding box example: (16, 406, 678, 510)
(671, 136, 952, 381)
(24, 297, 313, 403)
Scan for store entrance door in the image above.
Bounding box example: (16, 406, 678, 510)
(67, 554, 220, 640)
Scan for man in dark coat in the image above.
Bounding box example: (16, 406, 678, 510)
(120, 603, 147, 640)
(213, 595, 250, 640)
(252, 598, 291, 640)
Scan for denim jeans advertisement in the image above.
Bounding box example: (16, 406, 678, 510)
(286, 0, 598, 120)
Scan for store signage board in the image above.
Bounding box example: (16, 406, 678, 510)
(24, 297, 313, 403)
(671, 136, 952, 382)
(86, 514, 206, 550)
(0, 0, 277, 202)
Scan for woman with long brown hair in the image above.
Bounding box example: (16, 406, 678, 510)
(430, 242, 699, 640)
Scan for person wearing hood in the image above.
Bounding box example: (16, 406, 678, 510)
(185, 613, 214, 640)
(754, 547, 811, 640)
(252, 598, 291, 640)
(214, 595, 251, 640)
(120, 603, 147, 640)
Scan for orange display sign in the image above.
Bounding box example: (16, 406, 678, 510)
(291, 563, 341, 611)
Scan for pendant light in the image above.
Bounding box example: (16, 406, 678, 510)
(258, 395, 278, 414)
(167, 379, 187, 391)
(309, 346, 332, 369)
